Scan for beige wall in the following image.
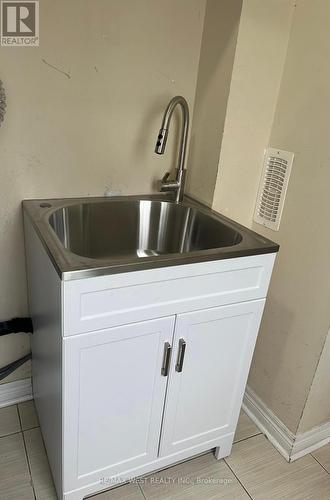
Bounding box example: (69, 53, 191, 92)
(248, 0, 330, 433)
(298, 329, 330, 433)
(186, 0, 242, 206)
(0, 0, 206, 383)
(209, 0, 330, 435)
(212, 0, 294, 227)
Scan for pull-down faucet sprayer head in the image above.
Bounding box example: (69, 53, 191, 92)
(155, 128, 169, 155)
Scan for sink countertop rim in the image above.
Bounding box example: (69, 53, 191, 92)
(23, 193, 279, 281)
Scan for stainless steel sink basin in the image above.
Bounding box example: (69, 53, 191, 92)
(49, 200, 242, 260)
(23, 194, 278, 280)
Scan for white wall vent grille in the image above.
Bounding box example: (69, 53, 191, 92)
(254, 147, 294, 231)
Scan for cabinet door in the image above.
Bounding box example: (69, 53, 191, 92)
(63, 317, 175, 490)
(159, 300, 265, 457)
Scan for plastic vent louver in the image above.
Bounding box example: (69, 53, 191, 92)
(254, 147, 294, 231)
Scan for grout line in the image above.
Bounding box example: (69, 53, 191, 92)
(233, 431, 262, 445)
(0, 429, 23, 439)
(0, 425, 40, 440)
(310, 453, 330, 476)
(17, 407, 37, 500)
(138, 482, 148, 500)
(24, 425, 40, 432)
(16, 403, 23, 430)
(22, 430, 37, 500)
(0, 404, 23, 439)
(223, 458, 254, 500)
(15, 403, 22, 431)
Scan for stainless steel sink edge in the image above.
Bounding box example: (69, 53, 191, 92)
(23, 194, 279, 281)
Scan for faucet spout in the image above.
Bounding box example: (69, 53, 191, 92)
(155, 96, 189, 203)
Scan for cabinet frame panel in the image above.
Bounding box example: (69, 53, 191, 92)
(159, 299, 265, 457)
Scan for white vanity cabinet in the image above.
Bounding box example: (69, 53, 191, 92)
(63, 300, 264, 494)
(24, 217, 276, 500)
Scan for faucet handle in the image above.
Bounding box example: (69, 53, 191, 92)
(161, 171, 171, 183)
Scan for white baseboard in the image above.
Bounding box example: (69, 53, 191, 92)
(243, 385, 294, 460)
(243, 385, 330, 462)
(291, 421, 330, 461)
(0, 378, 33, 408)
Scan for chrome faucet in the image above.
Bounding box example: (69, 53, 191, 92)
(155, 96, 189, 203)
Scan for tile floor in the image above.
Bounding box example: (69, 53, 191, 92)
(1, 400, 330, 499)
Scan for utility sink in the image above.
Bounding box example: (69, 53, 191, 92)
(23, 195, 278, 280)
(49, 200, 242, 260)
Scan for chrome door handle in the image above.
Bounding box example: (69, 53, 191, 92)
(161, 342, 172, 376)
(175, 338, 186, 373)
